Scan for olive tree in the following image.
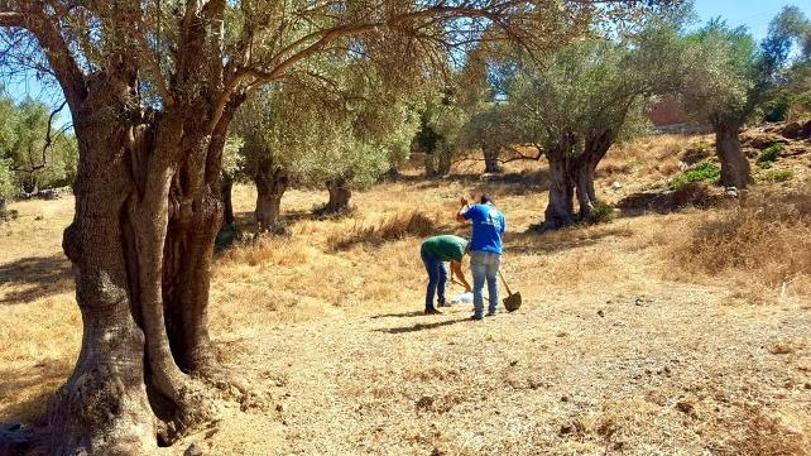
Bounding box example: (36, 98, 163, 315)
(233, 69, 418, 230)
(761, 6, 811, 122)
(509, 24, 681, 228)
(0, 94, 16, 210)
(0, 1, 677, 452)
(413, 95, 469, 176)
(678, 21, 782, 189)
(461, 103, 526, 173)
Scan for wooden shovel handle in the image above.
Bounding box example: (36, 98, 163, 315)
(498, 270, 513, 296)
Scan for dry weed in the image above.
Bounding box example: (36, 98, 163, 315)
(670, 191, 811, 300)
(328, 210, 445, 251)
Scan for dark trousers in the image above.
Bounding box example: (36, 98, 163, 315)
(421, 248, 448, 311)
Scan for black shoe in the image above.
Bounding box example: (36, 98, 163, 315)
(487, 311, 497, 317)
(438, 301, 451, 308)
(470, 314, 483, 321)
(425, 308, 443, 315)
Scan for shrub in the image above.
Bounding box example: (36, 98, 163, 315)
(587, 201, 616, 225)
(0, 207, 18, 223)
(756, 144, 783, 168)
(760, 169, 794, 183)
(669, 161, 720, 190)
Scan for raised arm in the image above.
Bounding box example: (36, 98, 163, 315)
(456, 196, 470, 223)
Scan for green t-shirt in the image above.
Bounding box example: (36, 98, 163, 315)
(421, 235, 468, 262)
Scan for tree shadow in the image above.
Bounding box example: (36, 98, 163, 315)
(0, 358, 71, 425)
(374, 317, 470, 334)
(0, 255, 73, 305)
(392, 168, 551, 197)
(615, 188, 727, 219)
(505, 227, 635, 256)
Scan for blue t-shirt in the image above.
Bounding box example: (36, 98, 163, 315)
(463, 203, 506, 254)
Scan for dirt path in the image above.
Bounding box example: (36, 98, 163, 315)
(203, 282, 811, 455)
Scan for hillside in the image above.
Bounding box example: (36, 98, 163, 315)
(1, 132, 809, 455)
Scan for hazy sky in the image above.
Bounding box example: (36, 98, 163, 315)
(3, 1, 811, 112)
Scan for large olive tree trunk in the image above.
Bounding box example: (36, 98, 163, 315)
(482, 143, 501, 174)
(253, 160, 289, 232)
(715, 124, 753, 189)
(42, 62, 243, 456)
(573, 130, 613, 220)
(324, 178, 352, 214)
(543, 142, 576, 230)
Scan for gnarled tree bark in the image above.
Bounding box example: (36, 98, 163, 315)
(574, 130, 614, 220)
(715, 124, 753, 189)
(482, 143, 502, 174)
(253, 158, 289, 233)
(19, 4, 243, 452)
(542, 140, 576, 230)
(324, 178, 352, 214)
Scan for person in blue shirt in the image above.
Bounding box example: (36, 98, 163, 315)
(456, 194, 506, 320)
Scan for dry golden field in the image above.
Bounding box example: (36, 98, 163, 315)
(1, 134, 810, 455)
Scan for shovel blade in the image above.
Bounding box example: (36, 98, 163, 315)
(504, 292, 522, 312)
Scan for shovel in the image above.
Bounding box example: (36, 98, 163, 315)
(499, 270, 522, 312)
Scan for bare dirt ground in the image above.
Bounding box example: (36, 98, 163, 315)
(1, 134, 810, 455)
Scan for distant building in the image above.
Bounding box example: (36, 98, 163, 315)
(646, 96, 698, 134)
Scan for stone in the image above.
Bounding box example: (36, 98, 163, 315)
(184, 443, 204, 456)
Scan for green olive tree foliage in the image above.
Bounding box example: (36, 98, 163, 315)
(232, 63, 420, 231)
(761, 6, 811, 122)
(0, 95, 16, 208)
(0, 0, 681, 452)
(2, 99, 77, 193)
(412, 94, 470, 176)
(677, 22, 767, 188)
(508, 26, 679, 228)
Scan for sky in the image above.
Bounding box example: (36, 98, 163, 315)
(694, 0, 811, 39)
(3, 0, 811, 120)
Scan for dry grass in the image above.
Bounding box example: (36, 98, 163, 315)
(327, 210, 446, 251)
(669, 190, 811, 302)
(1, 133, 810, 455)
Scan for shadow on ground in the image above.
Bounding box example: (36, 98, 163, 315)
(0, 255, 73, 305)
(370, 311, 425, 319)
(393, 169, 551, 197)
(0, 359, 71, 425)
(374, 317, 470, 334)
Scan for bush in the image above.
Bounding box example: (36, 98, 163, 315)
(0, 206, 18, 223)
(669, 161, 720, 190)
(587, 201, 616, 225)
(760, 169, 794, 183)
(756, 144, 783, 168)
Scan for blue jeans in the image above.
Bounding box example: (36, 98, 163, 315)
(470, 251, 501, 317)
(421, 247, 448, 311)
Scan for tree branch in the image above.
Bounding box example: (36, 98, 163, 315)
(0, 6, 87, 111)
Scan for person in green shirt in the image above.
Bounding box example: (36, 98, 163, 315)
(420, 235, 472, 315)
